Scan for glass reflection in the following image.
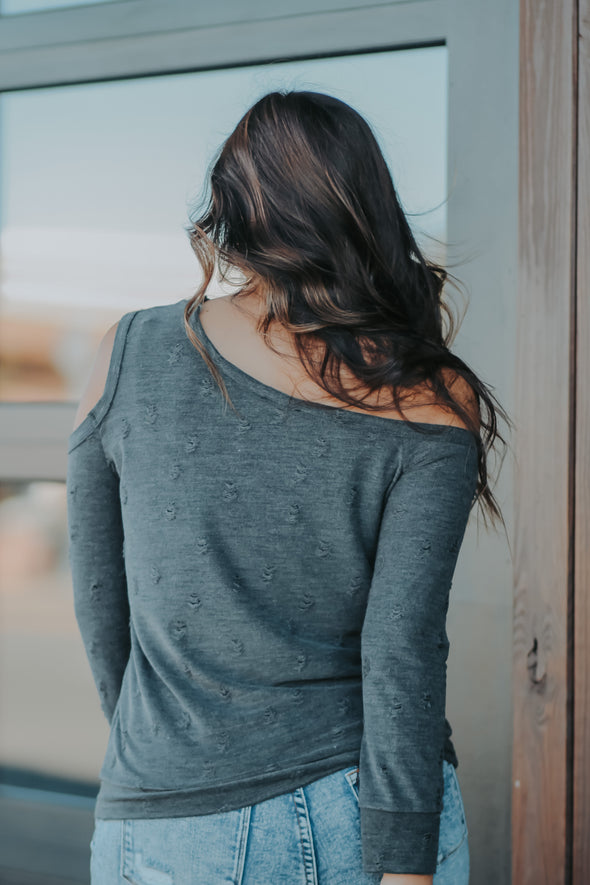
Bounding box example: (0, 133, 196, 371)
(1, 0, 118, 15)
(0, 481, 109, 783)
(0, 46, 448, 403)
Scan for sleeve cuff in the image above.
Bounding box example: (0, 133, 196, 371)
(360, 807, 441, 875)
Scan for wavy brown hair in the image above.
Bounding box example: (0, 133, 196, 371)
(183, 89, 512, 533)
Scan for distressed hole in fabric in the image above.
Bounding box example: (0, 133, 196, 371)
(169, 463, 183, 480)
(388, 603, 403, 621)
(291, 688, 304, 705)
(346, 573, 364, 598)
(216, 730, 231, 751)
(200, 376, 216, 397)
(177, 710, 191, 731)
(298, 592, 315, 612)
(315, 538, 333, 558)
(421, 691, 433, 710)
(338, 697, 352, 715)
(167, 343, 184, 365)
(286, 502, 301, 524)
(388, 698, 404, 717)
(294, 462, 309, 483)
(222, 480, 239, 502)
(312, 436, 329, 457)
(261, 563, 276, 582)
(185, 434, 199, 454)
(169, 619, 187, 641)
(263, 706, 279, 725)
(295, 653, 308, 672)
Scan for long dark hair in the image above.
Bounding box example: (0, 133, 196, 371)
(183, 89, 512, 533)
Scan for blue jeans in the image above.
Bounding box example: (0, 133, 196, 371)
(90, 758, 469, 883)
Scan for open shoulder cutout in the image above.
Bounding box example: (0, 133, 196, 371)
(71, 321, 119, 434)
(67, 310, 138, 453)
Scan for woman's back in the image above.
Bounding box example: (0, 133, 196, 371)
(66, 295, 479, 875)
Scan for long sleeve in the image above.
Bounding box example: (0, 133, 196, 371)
(66, 423, 130, 725)
(358, 435, 478, 875)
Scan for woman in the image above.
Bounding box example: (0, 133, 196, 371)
(66, 90, 510, 884)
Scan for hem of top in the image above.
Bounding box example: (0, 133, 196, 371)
(181, 297, 477, 443)
(93, 750, 362, 820)
(67, 309, 139, 453)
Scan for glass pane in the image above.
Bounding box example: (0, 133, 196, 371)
(0, 480, 107, 784)
(0, 47, 448, 405)
(1, 0, 118, 14)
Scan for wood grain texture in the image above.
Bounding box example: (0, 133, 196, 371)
(515, 0, 576, 883)
(574, 0, 590, 881)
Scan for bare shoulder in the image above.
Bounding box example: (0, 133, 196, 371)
(436, 368, 480, 431)
(399, 369, 480, 432)
(72, 320, 119, 433)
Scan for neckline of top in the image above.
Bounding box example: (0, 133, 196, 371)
(185, 297, 476, 442)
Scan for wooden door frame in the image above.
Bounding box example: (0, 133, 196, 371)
(515, 0, 590, 881)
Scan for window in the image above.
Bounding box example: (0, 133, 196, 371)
(0, 46, 448, 405)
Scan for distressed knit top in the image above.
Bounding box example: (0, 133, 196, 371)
(66, 296, 479, 876)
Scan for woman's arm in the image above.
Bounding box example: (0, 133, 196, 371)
(357, 432, 478, 875)
(66, 319, 131, 724)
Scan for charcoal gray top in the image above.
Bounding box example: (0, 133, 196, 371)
(66, 296, 478, 875)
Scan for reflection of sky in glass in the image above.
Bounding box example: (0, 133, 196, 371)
(1, 0, 117, 14)
(0, 47, 447, 315)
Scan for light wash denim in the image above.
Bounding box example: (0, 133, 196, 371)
(89, 758, 469, 884)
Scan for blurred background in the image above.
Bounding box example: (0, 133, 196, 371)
(7, 1, 580, 884)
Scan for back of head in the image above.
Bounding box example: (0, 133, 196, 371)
(185, 89, 511, 532)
